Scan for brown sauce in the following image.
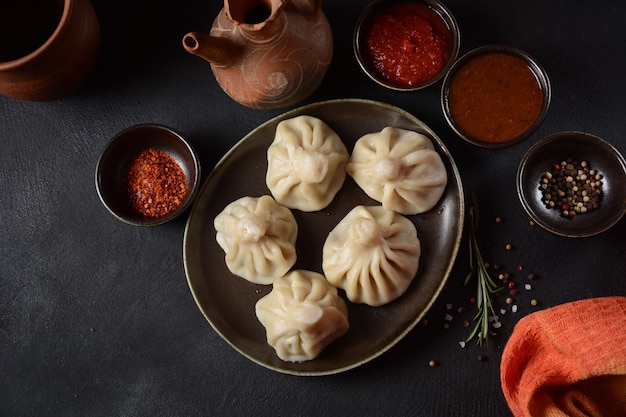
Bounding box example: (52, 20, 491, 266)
(447, 52, 545, 144)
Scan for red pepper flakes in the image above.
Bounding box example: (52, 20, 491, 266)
(125, 148, 187, 218)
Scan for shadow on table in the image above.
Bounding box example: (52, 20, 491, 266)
(88, 0, 216, 85)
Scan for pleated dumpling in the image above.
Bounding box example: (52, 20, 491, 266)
(255, 270, 349, 362)
(214, 195, 297, 285)
(266, 115, 349, 212)
(347, 127, 447, 215)
(322, 205, 420, 307)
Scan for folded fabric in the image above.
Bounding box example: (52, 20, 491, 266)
(500, 296, 626, 417)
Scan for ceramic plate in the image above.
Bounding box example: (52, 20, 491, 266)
(183, 99, 464, 375)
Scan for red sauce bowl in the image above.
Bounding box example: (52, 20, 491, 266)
(441, 45, 552, 148)
(354, 0, 460, 91)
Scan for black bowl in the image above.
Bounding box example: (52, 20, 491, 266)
(517, 131, 626, 237)
(441, 45, 551, 148)
(95, 124, 201, 226)
(353, 0, 460, 91)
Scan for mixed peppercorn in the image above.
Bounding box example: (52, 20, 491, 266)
(539, 158, 603, 217)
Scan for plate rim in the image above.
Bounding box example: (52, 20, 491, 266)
(183, 98, 465, 375)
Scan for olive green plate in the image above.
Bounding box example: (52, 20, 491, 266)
(183, 99, 464, 375)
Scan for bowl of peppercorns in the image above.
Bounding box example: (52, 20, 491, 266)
(96, 123, 201, 226)
(516, 131, 626, 237)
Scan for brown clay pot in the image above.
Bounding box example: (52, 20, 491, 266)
(182, 0, 333, 109)
(0, 0, 101, 101)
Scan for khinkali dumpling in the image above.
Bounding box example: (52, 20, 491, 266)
(255, 269, 349, 362)
(214, 195, 297, 285)
(347, 127, 447, 215)
(322, 205, 420, 307)
(266, 115, 349, 212)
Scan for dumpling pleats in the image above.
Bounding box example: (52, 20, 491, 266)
(347, 127, 447, 215)
(255, 270, 350, 362)
(322, 205, 421, 306)
(266, 115, 349, 212)
(214, 195, 298, 285)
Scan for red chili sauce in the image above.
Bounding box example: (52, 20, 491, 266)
(362, 3, 452, 87)
(447, 52, 545, 144)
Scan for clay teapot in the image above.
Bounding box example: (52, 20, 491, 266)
(182, 0, 333, 109)
(0, 0, 100, 101)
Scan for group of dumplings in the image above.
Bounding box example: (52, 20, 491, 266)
(213, 115, 448, 362)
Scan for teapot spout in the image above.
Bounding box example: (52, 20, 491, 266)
(182, 32, 239, 67)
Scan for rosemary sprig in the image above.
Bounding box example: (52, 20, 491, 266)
(464, 193, 503, 346)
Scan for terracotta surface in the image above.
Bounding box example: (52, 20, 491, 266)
(0, 0, 100, 101)
(182, 0, 333, 109)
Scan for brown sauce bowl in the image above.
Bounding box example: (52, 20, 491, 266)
(441, 45, 551, 148)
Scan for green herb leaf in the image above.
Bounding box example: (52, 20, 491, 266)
(464, 193, 504, 346)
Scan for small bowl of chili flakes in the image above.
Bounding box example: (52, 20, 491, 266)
(96, 123, 201, 226)
(441, 45, 551, 148)
(516, 131, 626, 238)
(353, 0, 460, 91)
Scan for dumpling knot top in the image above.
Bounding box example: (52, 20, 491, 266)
(255, 270, 350, 362)
(214, 195, 297, 285)
(322, 205, 421, 307)
(347, 127, 448, 215)
(266, 115, 349, 212)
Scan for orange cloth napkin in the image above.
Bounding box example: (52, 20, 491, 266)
(500, 296, 626, 417)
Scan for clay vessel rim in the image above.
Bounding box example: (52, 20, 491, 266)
(0, 0, 70, 70)
(224, 0, 285, 31)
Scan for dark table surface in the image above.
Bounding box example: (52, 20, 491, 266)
(2, 0, 626, 416)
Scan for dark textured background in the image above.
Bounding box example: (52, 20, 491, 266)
(2, 0, 625, 416)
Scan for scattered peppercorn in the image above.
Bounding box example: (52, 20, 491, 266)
(125, 148, 187, 218)
(495, 216, 503, 223)
(477, 354, 487, 362)
(530, 299, 538, 306)
(539, 158, 603, 217)
(429, 360, 438, 367)
(505, 243, 513, 250)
